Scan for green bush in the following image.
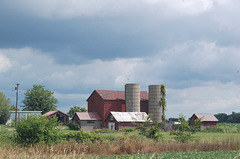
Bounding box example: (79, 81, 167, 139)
(145, 123, 164, 142)
(99, 128, 115, 133)
(201, 127, 224, 133)
(0, 92, 11, 125)
(170, 114, 198, 142)
(136, 122, 164, 142)
(15, 114, 60, 145)
(67, 122, 81, 130)
(170, 131, 195, 142)
(121, 128, 135, 132)
(62, 131, 101, 143)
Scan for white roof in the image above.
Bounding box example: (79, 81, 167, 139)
(10, 111, 42, 113)
(110, 111, 150, 122)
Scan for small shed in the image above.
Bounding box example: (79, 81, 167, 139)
(72, 112, 102, 131)
(189, 113, 218, 129)
(105, 111, 151, 131)
(43, 110, 69, 124)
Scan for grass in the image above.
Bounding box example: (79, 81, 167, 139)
(1, 123, 240, 158)
(1, 139, 240, 158)
(217, 123, 240, 133)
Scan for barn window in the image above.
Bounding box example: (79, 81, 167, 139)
(87, 121, 94, 123)
(110, 115, 114, 121)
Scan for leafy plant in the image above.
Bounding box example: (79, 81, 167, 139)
(0, 92, 11, 125)
(121, 128, 135, 132)
(159, 85, 166, 121)
(67, 122, 81, 130)
(136, 122, 164, 142)
(170, 114, 199, 142)
(15, 114, 60, 145)
(62, 131, 101, 143)
(100, 128, 116, 133)
(146, 123, 164, 141)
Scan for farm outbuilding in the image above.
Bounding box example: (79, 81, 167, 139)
(43, 110, 69, 124)
(6, 111, 42, 125)
(189, 113, 218, 129)
(72, 112, 102, 131)
(87, 89, 149, 128)
(105, 111, 151, 131)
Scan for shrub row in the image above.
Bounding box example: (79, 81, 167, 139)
(62, 131, 101, 143)
(14, 114, 102, 145)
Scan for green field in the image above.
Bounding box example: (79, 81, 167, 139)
(0, 123, 240, 158)
(85, 151, 240, 159)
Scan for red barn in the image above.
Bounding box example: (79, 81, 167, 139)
(87, 90, 148, 128)
(189, 113, 218, 129)
(43, 110, 69, 124)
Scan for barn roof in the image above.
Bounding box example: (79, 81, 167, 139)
(75, 112, 102, 121)
(42, 110, 58, 117)
(42, 110, 69, 117)
(110, 111, 150, 122)
(192, 113, 218, 122)
(88, 90, 148, 101)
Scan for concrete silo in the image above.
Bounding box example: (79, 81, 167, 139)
(125, 84, 140, 112)
(148, 85, 163, 122)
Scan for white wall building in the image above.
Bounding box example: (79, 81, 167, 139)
(6, 111, 42, 125)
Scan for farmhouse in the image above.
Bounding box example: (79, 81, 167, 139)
(43, 110, 69, 124)
(72, 112, 102, 131)
(189, 113, 218, 129)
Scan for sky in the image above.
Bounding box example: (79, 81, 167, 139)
(1, 0, 240, 118)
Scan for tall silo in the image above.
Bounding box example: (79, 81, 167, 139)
(125, 84, 140, 112)
(148, 85, 163, 122)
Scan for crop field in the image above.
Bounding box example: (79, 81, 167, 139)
(1, 123, 240, 158)
(90, 151, 240, 159)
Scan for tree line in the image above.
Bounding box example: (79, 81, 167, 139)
(0, 84, 87, 125)
(215, 112, 240, 123)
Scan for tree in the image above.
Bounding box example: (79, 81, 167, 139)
(67, 106, 87, 118)
(9, 105, 19, 111)
(226, 112, 240, 123)
(0, 92, 11, 124)
(21, 85, 58, 114)
(215, 113, 228, 123)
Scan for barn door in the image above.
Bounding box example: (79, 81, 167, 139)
(108, 122, 115, 130)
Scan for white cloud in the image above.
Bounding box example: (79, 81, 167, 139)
(167, 82, 240, 118)
(1, 42, 240, 115)
(0, 54, 12, 73)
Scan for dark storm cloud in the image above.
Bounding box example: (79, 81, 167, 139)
(1, 0, 240, 117)
(1, 1, 240, 65)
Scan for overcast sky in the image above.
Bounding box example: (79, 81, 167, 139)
(1, 0, 240, 118)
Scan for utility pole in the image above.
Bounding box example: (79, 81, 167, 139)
(15, 83, 20, 126)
